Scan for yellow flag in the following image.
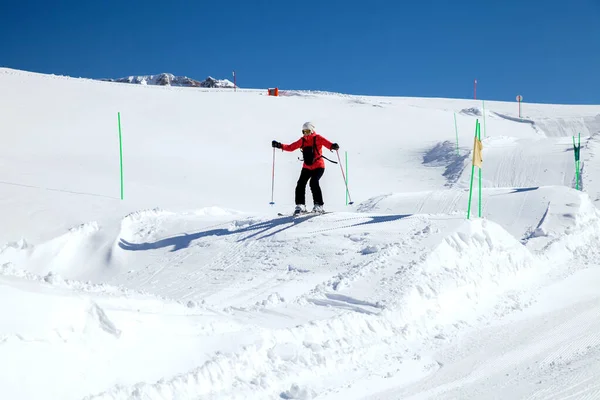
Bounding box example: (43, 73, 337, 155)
(472, 136, 483, 168)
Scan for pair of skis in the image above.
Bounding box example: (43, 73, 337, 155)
(277, 211, 331, 217)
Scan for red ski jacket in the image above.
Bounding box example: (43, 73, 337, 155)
(281, 133, 334, 170)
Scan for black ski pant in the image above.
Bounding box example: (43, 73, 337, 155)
(295, 168, 325, 206)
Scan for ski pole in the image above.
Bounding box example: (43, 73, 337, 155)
(270, 148, 276, 205)
(336, 150, 354, 205)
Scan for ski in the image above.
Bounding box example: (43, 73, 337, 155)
(277, 211, 331, 217)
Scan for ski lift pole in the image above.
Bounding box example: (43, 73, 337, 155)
(336, 150, 354, 205)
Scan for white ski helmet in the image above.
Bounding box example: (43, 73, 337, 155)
(302, 121, 316, 133)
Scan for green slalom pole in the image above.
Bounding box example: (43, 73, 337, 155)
(467, 160, 475, 219)
(118, 112, 124, 200)
(345, 151, 349, 205)
(577, 133, 581, 190)
(478, 121, 482, 217)
(454, 113, 459, 155)
(573, 135, 577, 190)
(576, 159, 580, 190)
(573, 135, 579, 190)
(577, 134, 580, 191)
(467, 119, 479, 219)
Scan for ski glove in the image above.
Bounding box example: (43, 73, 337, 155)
(331, 143, 340, 151)
(272, 140, 282, 149)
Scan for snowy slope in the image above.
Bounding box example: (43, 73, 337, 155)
(1, 67, 600, 399)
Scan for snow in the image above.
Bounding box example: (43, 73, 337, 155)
(102, 73, 235, 88)
(1, 66, 600, 399)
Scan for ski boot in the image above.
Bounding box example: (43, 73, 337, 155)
(294, 204, 307, 215)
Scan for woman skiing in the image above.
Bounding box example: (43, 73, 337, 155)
(272, 122, 339, 214)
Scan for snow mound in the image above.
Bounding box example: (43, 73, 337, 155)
(280, 383, 315, 399)
(119, 208, 175, 241)
(122, 208, 174, 223)
(0, 282, 120, 341)
(84, 217, 546, 400)
(0, 221, 105, 279)
(531, 115, 600, 138)
(32, 222, 102, 273)
(0, 239, 30, 267)
(492, 111, 536, 125)
(529, 191, 600, 263)
(400, 219, 539, 326)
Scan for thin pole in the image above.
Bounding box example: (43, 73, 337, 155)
(478, 167, 482, 217)
(573, 136, 578, 190)
(454, 113, 459, 155)
(478, 121, 482, 218)
(467, 119, 479, 219)
(345, 151, 349, 205)
(467, 164, 475, 219)
(336, 150, 353, 205)
(577, 133, 581, 190)
(118, 112, 124, 200)
(576, 157, 580, 191)
(270, 148, 276, 204)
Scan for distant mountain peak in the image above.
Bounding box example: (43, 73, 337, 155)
(102, 73, 235, 88)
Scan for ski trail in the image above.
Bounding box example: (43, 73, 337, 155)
(376, 274, 600, 400)
(181, 235, 261, 302)
(300, 215, 435, 313)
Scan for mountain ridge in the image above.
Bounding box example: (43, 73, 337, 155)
(101, 72, 235, 88)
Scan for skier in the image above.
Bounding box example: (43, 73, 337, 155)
(272, 122, 339, 215)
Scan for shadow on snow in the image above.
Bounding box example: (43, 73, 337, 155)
(489, 187, 539, 196)
(118, 213, 412, 252)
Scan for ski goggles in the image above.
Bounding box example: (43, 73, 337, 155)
(302, 129, 312, 135)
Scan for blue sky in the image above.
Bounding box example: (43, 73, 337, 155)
(2, 0, 599, 104)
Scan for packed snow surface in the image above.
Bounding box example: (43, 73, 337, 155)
(1, 67, 600, 399)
